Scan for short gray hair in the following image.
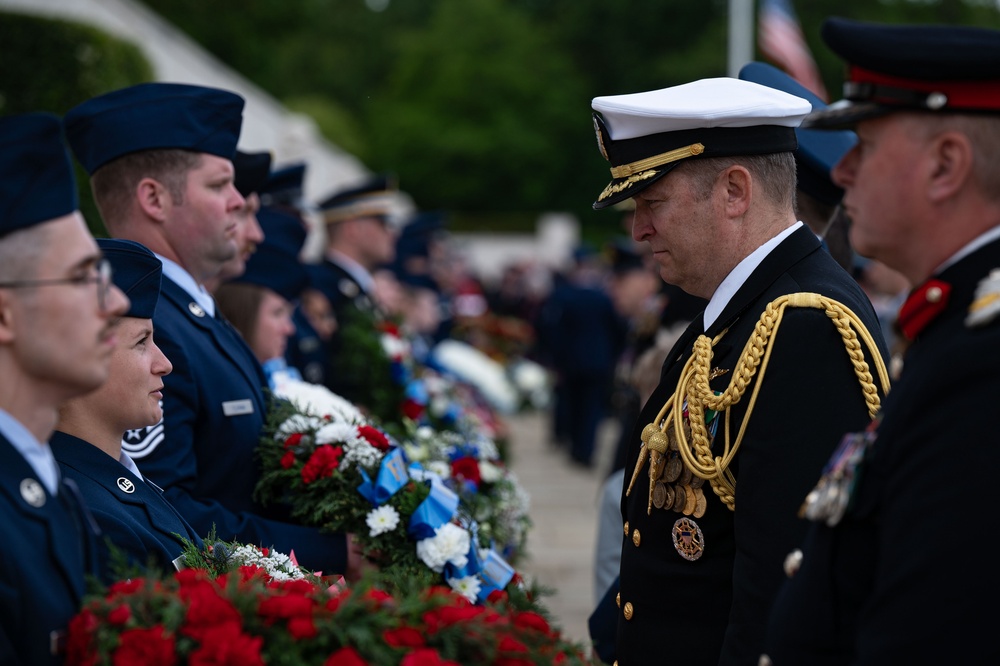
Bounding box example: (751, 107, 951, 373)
(680, 152, 798, 211)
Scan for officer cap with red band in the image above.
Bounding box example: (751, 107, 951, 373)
(803, 18, 1000, 130)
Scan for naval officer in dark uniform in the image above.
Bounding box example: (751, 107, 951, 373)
(763, 19, 1000, 665)
(63, 83, 361, 579)
(590, 78, 891, 665)
(0, 112, 130, 665)
(52, 238, 203, 582)
(310, 174, 400, 402)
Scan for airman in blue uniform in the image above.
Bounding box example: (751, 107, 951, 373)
(763, 19, 1000, 665)
(52, 238, 203, 582)
(0, 112, 130, 665)
(63, 83, 355, 577)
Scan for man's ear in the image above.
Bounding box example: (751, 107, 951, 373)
(927, 130, 974, 203)
(135, 177, 171, 223)
(0, 291, 16, 344)
(722, 165, 752, 219)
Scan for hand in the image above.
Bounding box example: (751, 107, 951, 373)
(344, 532, 377, 582)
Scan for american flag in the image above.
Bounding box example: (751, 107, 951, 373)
(757, 0, 828, 101)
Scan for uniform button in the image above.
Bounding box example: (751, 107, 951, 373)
(758, 654, 773, 666)
(616, 592, 620, 608)
(632, 528, 641, 547)
(623, 521, 629, 536)
(623, 601, 634, 620)
(783, 549, 803, 577)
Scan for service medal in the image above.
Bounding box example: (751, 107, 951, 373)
(672, 517, 705, 561)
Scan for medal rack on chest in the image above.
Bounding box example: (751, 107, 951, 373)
(626, 292, 892, 562)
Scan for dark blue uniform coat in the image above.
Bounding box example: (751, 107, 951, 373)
(764, 237, 1000, 665)
(615, 227, 889, 665)
(50, 431, 203, 582)
(0, 435, 94, 665)
(123, 276, 346, 573)
(308, 259, 378, 399)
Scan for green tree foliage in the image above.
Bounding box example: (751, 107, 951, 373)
(0, 10, 154, 237)
(11, 1, 1000, 236)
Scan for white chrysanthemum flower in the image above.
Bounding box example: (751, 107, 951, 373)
(478, 460, 503, 484)
(426, 460, 451, 479)
(471, 435, 499, 461)
(428, 395, 450, 418)
(342, 440, 383, 470)
(275, 379, 365, 423)
(315, 421, 359, 446)
(366, 505, 401, 537)
(227, 544, 305, 580)
(416, 522, 470, 573)
(380, 333, 410, 359)
(275, 414, 324, 440)
(402, 441, 430, 463)
(430, 339, 519, 414)
(447, 574, 482, 603)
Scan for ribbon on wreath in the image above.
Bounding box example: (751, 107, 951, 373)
(357, 447, 409, 505)
(408, 476, 459, 540)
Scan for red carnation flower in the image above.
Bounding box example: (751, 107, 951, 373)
(512, 611, 551, 636)
(284, 433, 303, 448)
(112, 625, 176, 666)
(383, 626, 425, 648)
(258, 593, 315, 621)
(324, 647, 368, 666)
(497, 634, 529, 653)
(378, 321, 400, 336)
(108, 578, 145, 597)
(65, 609, 98, 666)
(401, 398, 425, 420)
(288, 616, 318, 640)
(107, 604, 131, 627)
(280, 450, 296, 469)
(301, 445, 343, 484)
(450, 457, 481, 486)
(187, 622, 264, 666)
(357, 425, 390, 451)
(400, 648, 461, 666)
(363, 588, 394, 605)
(487, 589, 507, 604)
(179, 577, 242, 642)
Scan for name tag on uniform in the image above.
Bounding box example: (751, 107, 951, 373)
(222, 399, 254, 417)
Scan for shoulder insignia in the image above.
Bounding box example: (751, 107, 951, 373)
(896, 279, 951, 340)
(338, 279, 359, 298)
(966, 268, 1000, 328)
(19, 478, 45, 507)
(122, 421, 165, 458)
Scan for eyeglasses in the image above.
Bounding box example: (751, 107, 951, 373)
(0, 258, 114, 311)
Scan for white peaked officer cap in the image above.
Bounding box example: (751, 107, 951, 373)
(591, 77, 812, 209)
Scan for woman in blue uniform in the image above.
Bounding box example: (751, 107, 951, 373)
(51, 238, 203, 582)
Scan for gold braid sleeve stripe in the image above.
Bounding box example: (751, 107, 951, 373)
(628, 292, 891, 512)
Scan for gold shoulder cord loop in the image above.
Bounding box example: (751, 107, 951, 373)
(627, 292, 891, 512)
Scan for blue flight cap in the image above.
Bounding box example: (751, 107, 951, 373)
(233, 150, 273, 198)
(0, 112, 79, 236)
(318, 173, 398, 225)
(259, 162, 307, 209)
(805, 19, 1000, 129)
(738, 62, 857, 206)
(396, 269, 439, 294)
(234, 206, 309, 301)
(64, 82, 245, 175)
(96, 238, 162, 319)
